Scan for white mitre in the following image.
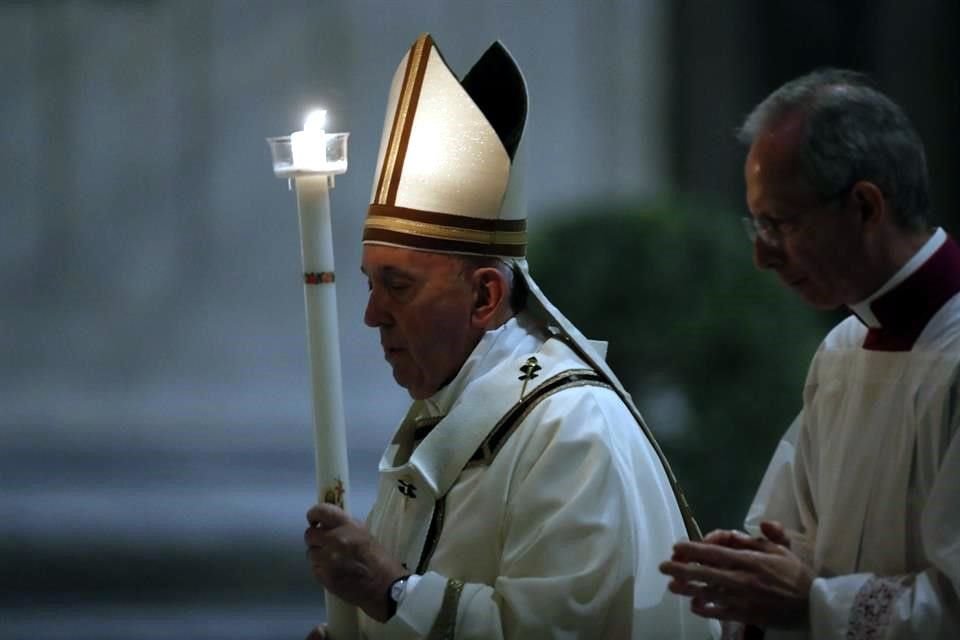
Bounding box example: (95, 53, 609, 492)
(364, 33, 526, 257)
(362, 33, 699, 538)
(363, 32, 610, 381)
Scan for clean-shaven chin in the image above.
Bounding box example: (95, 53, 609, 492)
(383, 347, 407, 363)
(783, 275, 827, 306)
(792, 280, 840, 310)
(781, 273, 807, 292)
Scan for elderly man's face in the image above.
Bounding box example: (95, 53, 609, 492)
(361, 244, 483, 399)
(745, 120, 865, 309)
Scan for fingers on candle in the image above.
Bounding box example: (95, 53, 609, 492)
(304, 524, 326, 549)
(306, 504, 327, 528)
(306, 503, 350, 529)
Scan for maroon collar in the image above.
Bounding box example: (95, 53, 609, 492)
(861, 236, 960, 351)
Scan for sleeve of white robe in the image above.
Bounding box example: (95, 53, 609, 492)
(382, 386, 716, 640)
(746, 409, 960, 639)
(804, 412, 960, 640)
(744, 412, 816, 564)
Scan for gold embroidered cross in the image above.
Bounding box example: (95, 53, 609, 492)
(323, 477, 345, 508)
(518, 356, 541, 398)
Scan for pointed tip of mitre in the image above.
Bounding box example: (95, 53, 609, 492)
(412, 32, 435, 50)
(392, 33, 527, 160)
(462, 41, 527, 160)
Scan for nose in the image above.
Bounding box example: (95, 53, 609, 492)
(363, 288, 390, 328)
(753, 236, 783, 271)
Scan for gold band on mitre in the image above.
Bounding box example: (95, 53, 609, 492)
(363, 205, 526, 257)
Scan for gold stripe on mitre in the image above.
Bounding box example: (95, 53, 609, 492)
(376, 34, 433, 206)
(363, 204, 527, 258)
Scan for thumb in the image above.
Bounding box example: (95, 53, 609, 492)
(760, 520, 790, 547)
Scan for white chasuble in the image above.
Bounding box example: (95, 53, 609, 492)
(361, 314, 717, 640)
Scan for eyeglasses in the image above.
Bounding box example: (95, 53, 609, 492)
(742, 182, 856, 248)
(741, 214, 801, 248)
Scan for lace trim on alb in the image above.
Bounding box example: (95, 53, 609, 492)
(846, 575, 908, 639)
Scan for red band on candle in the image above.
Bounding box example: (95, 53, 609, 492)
(304, 272, 335, 284)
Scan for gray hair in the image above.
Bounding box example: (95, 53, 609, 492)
(737, 68, 930, 230)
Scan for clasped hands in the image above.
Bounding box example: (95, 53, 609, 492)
(304, 503, 407, 625)
(658, 520, 814, 630)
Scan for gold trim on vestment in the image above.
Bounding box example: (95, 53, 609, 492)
(465, 368, 604, 468)
(426, 578, 464, 640)
(416, 496, 446, 574)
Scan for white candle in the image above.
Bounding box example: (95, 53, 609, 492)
(266, 110, 358, 640)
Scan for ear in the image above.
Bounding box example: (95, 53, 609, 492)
(470, 267, 509, 328)
(851, 180, 887, 228)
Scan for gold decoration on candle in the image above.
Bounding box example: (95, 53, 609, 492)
(323, 477, 346, 508)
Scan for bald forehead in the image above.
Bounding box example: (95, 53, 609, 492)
(744, 113, 807, 183)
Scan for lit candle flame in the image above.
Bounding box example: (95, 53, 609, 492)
(291, 108, 328, 169)
(304, 109, 327, 133)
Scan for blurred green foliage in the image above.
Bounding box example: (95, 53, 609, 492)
(528, 198, 831, 532)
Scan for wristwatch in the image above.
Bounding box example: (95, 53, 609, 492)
(387, 574, 410, 618)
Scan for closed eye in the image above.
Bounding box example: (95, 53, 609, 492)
(375, 274, 417, 301)
(362, 266, 418, 300)
(775, 217, 802, 233)
(758, 212, 802, 234)
(384, 278, 412, 295)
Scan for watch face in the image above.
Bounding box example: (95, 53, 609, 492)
(390, 577, 408, 603)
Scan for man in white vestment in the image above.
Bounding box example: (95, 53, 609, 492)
(659, 69, 960, 639)
(302, 34, 719, 640)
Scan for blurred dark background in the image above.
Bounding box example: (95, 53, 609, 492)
(2, 1, 957, 638)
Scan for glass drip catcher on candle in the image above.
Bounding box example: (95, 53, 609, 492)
(267, 108, 350, 179)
